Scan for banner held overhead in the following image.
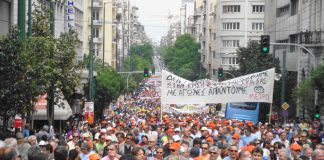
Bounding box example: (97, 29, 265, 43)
(161, 68, 275, 104)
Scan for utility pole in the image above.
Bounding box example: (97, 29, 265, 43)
(18, 0, 26, 136)
(281, 50, 287, 124)
(50, 0, 55, 36)
(28, 0, 32, 36)
(18, 0, 26, 40)
(89, 0, 94, 101)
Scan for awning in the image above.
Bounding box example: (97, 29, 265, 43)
(32, 93, 73, 120)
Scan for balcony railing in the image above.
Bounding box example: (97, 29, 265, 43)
(93, 37, 102, 43)
(89, 18, 103, 26)
(89, 0, 102, 7)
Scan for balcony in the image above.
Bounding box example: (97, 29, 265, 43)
(93, 37, 102, 43)
(89, 18, 103, 26)
(89, 0, 102, 8)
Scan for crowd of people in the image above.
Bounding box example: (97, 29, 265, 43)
(0, 82, 323, 160)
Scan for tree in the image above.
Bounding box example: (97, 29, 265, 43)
(26, 2, 81, 126)
(294, 65, 324, 119)
(231, 41, 286, 121)
(163, 34, 206, 80)
(130, 43, 154, 64)
(0, 27, 30, 132)
(94, 66, 122, 118)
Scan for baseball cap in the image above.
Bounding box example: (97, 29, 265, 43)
(290, 143, 302, 151)
(83, 133, 90, 138)
(172, 135, 181, 142)
(39, 140, 47, 146)
(175, 128, 181, 132)
(169, 142, 181, 150)
(232, 133, 240, 140)
(201, 126, 208, 131)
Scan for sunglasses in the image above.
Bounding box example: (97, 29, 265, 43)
(230, 150, 238, 152)
(157, 152, 163, 154)
(210, 152, 218, 155)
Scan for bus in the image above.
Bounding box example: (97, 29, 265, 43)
(225, 102, 260, 124)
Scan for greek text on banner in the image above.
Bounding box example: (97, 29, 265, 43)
(161, 68, 275, 104)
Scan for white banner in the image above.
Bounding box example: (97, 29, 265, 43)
(162, 104, 209, 114)
(161, 68, 275, 104)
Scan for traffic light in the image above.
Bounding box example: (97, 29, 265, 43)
(218, 67, 224, 78)
(315, 105, 320, 119)
(152, 67, 155, 75)
(261, 35, 270, 54)
(144, 68, 149, 77)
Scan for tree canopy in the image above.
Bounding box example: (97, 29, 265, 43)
(162, 34, 205, 80)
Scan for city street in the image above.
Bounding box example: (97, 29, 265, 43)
(0, 0, 323, 160)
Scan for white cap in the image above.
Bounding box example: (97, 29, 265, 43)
(39, 140, 47, 146)
(105, 135, 112, 140)
(100, 129, 107, 133)
(201, 126, 208, 131)
(172, 135, 181, 141)
(107, 127, 114, 131)
(175, 128, 181, 132)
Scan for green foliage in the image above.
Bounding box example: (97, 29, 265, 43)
(231, 41, 286, 121)
(162, 34, 205, 80)
(0, 2, 82, 127)
(0, 27, 27, 118)
(293, 65, 324, 117)
(232, 41, 279, 76)
(130, 43, 154, 63)
(94, 66, 122, 117)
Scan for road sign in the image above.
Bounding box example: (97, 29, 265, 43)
(281, 102, 289, 110)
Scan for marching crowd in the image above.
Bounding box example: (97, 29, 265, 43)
(0, 83, 323, 160)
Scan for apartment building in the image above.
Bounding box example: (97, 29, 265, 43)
(215, 0, 264, 77)
(83, 0, 117, 68)
(0, 0, 11, 36)
(264, 0, 324, 118)
(264, 0, 324, 80)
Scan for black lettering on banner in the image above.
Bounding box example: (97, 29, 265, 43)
(187, 89, 193, 96)
(167, 89, 176, 96)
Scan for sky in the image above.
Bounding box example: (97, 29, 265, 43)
(133, 0, 183, 43)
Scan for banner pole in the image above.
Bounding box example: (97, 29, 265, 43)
(269, 103, 272, 124)
(160, 105, 163, 123)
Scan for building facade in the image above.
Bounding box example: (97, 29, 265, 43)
(83, 0, 117, 68)
(0, 0, 12, 36)
(264, 0, 324, 117)
(215, 0, 265, 79)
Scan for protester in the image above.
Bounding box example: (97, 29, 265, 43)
(0, 78, 323, 160)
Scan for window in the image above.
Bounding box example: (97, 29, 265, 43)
(252, 5, 264, 13)
(212, 51, 216, 58)
(213, 33, 216, 40)
(222, 40, 240, 47)
(277, 5, 289, 17)
(223, 22, 240, 30)
(92, 10, 100, 20)
(252, 23, 264, 31)
(94, 28, 99, 38)
(291, 0, 298, 15)
(223, 5, 240, 13)
(222, 57, 239, 65)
